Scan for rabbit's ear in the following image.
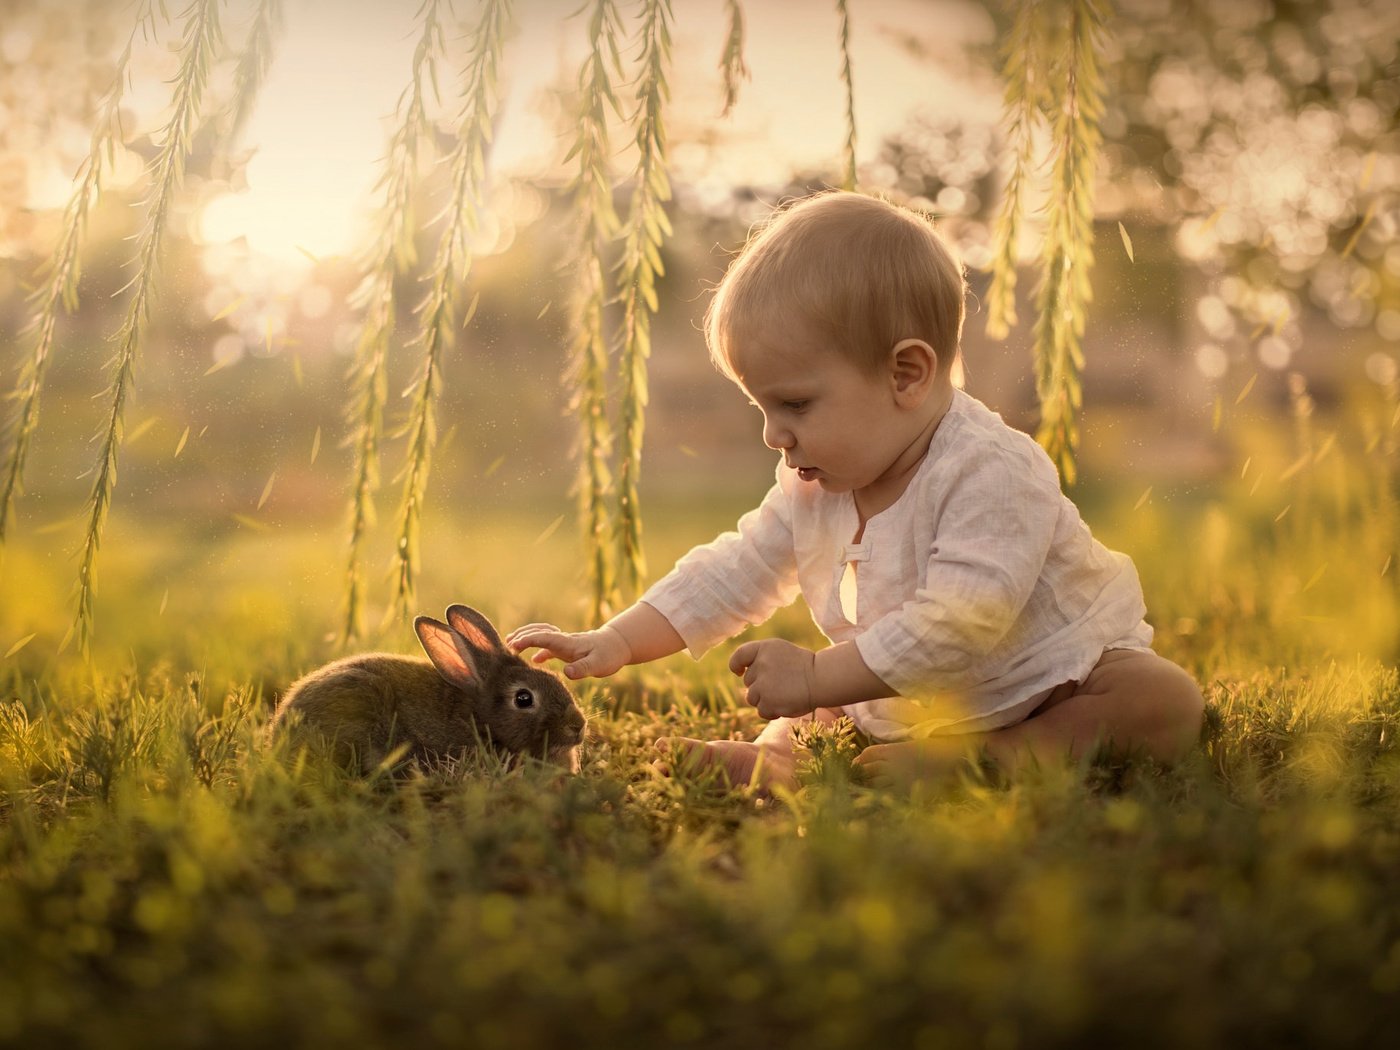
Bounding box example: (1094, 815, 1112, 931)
(414, 616, 482, 690)
(445, 604, 506, 654)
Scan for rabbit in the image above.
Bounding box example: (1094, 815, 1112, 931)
(268, 604, 586, 774)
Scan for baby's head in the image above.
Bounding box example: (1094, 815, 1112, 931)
(705, 191, 967, 384)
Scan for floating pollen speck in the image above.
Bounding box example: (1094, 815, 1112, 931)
(232, 513, 270, 532)
(159, 590, 169, 616)
(1279, 455, 1310, 483)
(4, 633, 36, 659)
(1118, 221, 1134, 263)
(462, 291, 481, 330)
(483, 455, 506, 478)
(311, 426, 322, 465)
(258, 472, 277, 510)
(1235, 374, 1258, 405)
(127, 416, 158, 445)
(1134, 486, 1152, 510)
(534, 514, 566, 545)
(1340, 200, 1375, 260)
(175, 426, 190, 458)
(1302, 564, 1328, 593)
(211, 295, 246, 322)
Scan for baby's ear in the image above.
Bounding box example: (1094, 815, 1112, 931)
(890, 338, 937, 397)
(415, 616, 481, 691)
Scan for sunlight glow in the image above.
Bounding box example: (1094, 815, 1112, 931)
(198, 180, 340, 270)
(191, 0, 994, 278)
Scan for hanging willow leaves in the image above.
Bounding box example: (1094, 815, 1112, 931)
(387, 0, 512, 623)
(72, 0, 222, 654)
(566, 0, 625, 624)
(338, 0, 449, 643)
(985, 0, 1048, 340)
(1031, 0, 1108, 486)
(224, 0, 283, 146)
(614, 0, 674, 598)
(718, 0, 748, 116)
(0, 1, 157, 550)
(836, 0, 857, 191)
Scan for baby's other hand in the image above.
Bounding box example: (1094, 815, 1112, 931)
(506, 623, 631, 680)
(729, 638, 818, 720)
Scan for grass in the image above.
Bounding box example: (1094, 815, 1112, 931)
(1, 395, 1399, 1047)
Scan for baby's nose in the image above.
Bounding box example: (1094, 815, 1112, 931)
(762, 417, 793, 450)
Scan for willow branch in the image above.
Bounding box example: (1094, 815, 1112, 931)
(1031, 0, 1107, 487)
(614, 0, 673, 598)
(387, 0, 512, 623)
(338, 0, 449, 643)
(72, 0, 222, 654)
(718, 0, 748, 117)
(0, 0, 156, 550)
(836, 0, 857, 191)
(566, 0, 625, 623)
(224, 0, 283, 146)
(986, 0, 1046, 340)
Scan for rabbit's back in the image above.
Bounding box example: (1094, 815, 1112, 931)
(270, 654, 442, 771)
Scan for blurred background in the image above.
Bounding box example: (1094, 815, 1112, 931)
(0, 0, 1396, 668)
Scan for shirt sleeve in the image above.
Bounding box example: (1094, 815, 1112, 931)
(639, 464, 801, 658)
(855, 445, 1060, 698)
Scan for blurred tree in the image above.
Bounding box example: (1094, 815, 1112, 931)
(0, 0, 130, 255)
(1063, 0, 1397, 376)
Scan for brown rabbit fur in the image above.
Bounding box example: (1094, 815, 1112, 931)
(268, 604, 586, 774)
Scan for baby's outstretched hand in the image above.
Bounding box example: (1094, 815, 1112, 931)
(729, 638, 818, 720)
(506, 623, 631, 680)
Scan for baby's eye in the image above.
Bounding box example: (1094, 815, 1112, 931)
(782, 400, 809, 412)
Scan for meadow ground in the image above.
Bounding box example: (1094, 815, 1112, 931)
(1, 399, 1398, 1049)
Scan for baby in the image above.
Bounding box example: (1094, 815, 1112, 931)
(509, 191, 1204, 791)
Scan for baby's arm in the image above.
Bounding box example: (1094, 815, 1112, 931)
(506, 602, 684, 680)
(512, 467, 798, 684)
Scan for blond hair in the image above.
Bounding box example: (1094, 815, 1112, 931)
(705, 191, 967, 379)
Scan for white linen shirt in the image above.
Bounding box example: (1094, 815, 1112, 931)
(640, 388, 1153, 741)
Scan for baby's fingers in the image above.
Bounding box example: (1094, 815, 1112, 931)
(507, 624, 564, 653)
(852, 759, 889, 787)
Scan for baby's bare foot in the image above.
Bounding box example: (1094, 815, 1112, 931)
(654, 737, 796, 793)
(854, 738, 980, 790)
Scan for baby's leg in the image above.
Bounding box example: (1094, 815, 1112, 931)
(857, 650, 1205, 788)
(991, 649, 1205, 774)
(655, 708, 846, 793)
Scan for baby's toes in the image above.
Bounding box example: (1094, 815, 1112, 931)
(651, 736, 706, 777)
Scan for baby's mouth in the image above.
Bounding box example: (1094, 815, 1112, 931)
(797, 467, 821, 482)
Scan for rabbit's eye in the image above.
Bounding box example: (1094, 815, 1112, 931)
(513, 689, 535, 710)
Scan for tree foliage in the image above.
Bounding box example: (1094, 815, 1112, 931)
(2, 0, 1392, 647)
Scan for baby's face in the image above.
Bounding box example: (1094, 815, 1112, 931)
(731, 334, 920, 497)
